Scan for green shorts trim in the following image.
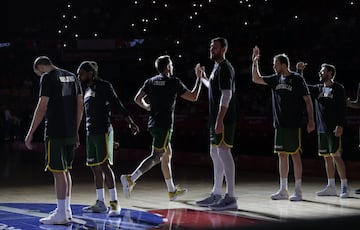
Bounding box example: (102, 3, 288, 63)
(210, 124, 236, 148)
(318, 133, 342, 156)
(149, 128, 172, 152)
(274, 128, 302, 154)
(86, 129, 114, 166)
(44, 137, 76, 172)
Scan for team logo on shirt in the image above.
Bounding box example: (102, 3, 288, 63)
(275, 77, 293, 91)
(154, 80, 166, 86)
(318, 87, 333, 99)
(59, 75, 75, 82)
(275, 84, 292, 91)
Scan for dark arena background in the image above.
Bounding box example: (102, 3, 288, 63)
(1, 0, 360, 229)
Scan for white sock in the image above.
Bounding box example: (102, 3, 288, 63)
(295, 179, 302, 192)
(280, 178, 288, 191)
(328, 178, 336, 187)
(340, 179, 348, 188)
(210, 146, 224, 195)
(165, 178, 176, 192)
(57, 199, 66, 215)
(96, 188, 105, 202)
(109, 188, 117, 201)
(218, 146, 235, 197)
(131, 170, 142, 182)
(65, 196, 71, 211)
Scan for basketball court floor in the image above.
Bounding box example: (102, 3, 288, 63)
(1, 146, 360, 229)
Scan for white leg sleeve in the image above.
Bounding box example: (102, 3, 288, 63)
(210, 145, 224, 195)
(218, 145, 236, 197)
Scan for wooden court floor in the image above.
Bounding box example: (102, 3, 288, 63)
(1, 158, 360, 229)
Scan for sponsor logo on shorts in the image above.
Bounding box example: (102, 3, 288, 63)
(87, 158, 95, 162)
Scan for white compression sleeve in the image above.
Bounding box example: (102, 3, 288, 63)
(220, 89, 232, 108)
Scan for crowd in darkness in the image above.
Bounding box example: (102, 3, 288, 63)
(2, 0, 360, 158)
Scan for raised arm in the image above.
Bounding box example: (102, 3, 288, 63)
(195, 63, 209, 88)
(180, 65, 203, 102)
(252, 46, 267, 85)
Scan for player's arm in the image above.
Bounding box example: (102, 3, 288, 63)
(194, 63, 209, 88)
(107, 82, 140, 135)
(25, 96, 49, 149)
(124, 115, 139, 135)
(75, 94, 84, 147)
(214, 90, 232, 134)
(303, 95, 315, 133)
(180, 77, 202, 102)
(76, 94, 84, 132)
(252, 46, 267, 85)
(134, 88, 150, 111)
(347, 83, 360, 109)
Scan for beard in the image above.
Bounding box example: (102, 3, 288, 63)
(210, 53, 221, 61)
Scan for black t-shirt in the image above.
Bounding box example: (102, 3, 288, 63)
(308, 82, 346, 133)
(39, 68, 82, 139)
(142, 74, 188, 129)
(263, 72, 310, 128)
(208, 59, 238, 126)
(84, 78, 129, 135)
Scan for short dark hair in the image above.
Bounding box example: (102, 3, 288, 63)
(33, 56, 52, 70)
(155, 55, 171, 73)
(321, 63, 336, 77)
(211, 37, 228, 48)
(274, 53, 290, 67)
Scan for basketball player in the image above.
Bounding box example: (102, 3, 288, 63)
(77, 61, 139, 216)
(297, 62, 350, 198)
(252, 46, 315, 201)
(195, 37, 239, 211)
(25, 56, 83, 224)
(120, 55, 202, 201)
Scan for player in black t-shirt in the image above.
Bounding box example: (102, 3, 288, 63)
(25, 56, 84, 224)
(345, 76, 360, 195)
(252, 46, 315, 201)
(77, 61, 139, 216)
(195, 37, 238, 211)
(120, 55, 202, 201)
(297, 62, 350, 198)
